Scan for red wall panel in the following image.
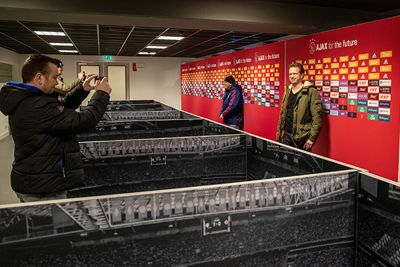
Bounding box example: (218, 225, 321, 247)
(181, 16, 400, 182)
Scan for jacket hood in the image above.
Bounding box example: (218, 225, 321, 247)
(288, 81, 314, 90)
(0, 82, 40, 115)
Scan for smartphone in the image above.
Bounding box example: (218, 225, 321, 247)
(94, 76, 104, 81)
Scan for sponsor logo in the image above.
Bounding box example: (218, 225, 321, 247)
(322, 86, 331, 92)
(358, 87, 367, 92)
(357, 93, 368, 100)
(331, 104, 339, 110)
(379, 94, 391, 101)
(368, 87, 379, 93)
(357, 106, 367, 112)
(339, 111, 348, 117)
(367, 100, 379, 107)
(322, 98, 330, 103)
(348, 80, 357, 86)
(367, 107, 378, 113)
(379, 101, 390, 108)
(379, 108, 390, 115)
(339, 93, 348, 98)
(339, 81, 347, 86)
(339, 87, 348, 92)
(330, 92, 339, 98)
(348, 87, 358, 93)
(315, 81, 323, 86)
(322, 103, 330, 109)
(330, 110, 338, 116)
(378, 115, 390, 122)
(323, 81, 330, 86)
(330, 87, 339, 92)
(380, 87, 391, 93)
(379, 80, 391, 86)
(380, 65, 392, 72)
(323, 92, 330, 97)
(57, 105, 64, 112)
(339, 105, 347, 110)
(358, 80, 368, 86)
(348, 112, 357, 118)
(368, 114, 378, 120)
(330, 98, 339, 104)
(348, 99, 357, 105)
(368, 94, 379, 100)
(348, 93, 357, 99)
(368, 80, 379, 86)
(330, 81, 339, 86)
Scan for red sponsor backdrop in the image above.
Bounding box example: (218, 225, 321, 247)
(182, 42, 284, 138)
(181, 16, 400, 182)
(286, 16, 400, 182)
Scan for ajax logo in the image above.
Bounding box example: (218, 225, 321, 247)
(309, 38, 316, 54)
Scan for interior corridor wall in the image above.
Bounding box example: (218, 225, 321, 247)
(20, 55, 195, 110)
(181, 16, 400, 182)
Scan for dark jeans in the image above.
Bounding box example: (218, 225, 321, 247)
(283, 131, 311, 152)
(226, 123, 243, 130)
(283, 131, 295, 147)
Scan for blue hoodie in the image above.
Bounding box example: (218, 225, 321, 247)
(220, 83, 244, 126)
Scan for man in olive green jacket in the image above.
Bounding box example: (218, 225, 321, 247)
(276, 62, 322, 151)
(53, 59, 85, 96)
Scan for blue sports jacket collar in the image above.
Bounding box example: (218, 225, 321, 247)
(6, 81, 40, 93)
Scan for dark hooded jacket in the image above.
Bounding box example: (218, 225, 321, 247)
(0, 82, 109, 194)
(220, 83, 244, 126)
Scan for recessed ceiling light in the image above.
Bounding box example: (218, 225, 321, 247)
(59, 50, 78, 53)
(146, 45, 167, 49)
(34, 31, 66, 36)
(138, 52, 156, 55)
(50, 43, 73, 46)
(157, 36, 184, 41)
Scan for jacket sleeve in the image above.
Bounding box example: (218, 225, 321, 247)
(220, 94, 227, 115)
(39, 90, 110, 135)
(221, 88, 241, 117)
(54, 78, 82, 94)
(308, 87, 323, 142)
(276, 86, 288, 142)
(59, 84, 90, 110)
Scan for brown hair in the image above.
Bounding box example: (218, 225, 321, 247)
(289, 62, 305, 74)
(21, 54, 56, 83)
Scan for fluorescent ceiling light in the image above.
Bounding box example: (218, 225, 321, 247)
(50, 42, 73, 46)
(34, 31, 66, 36)
(157, 36, 184, 41)
(146, 45, 167, 49)
(138, 52, 156, 55)
(59, 50, 78, 53)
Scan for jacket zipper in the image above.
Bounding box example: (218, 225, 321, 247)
(60, 145, 66, 178)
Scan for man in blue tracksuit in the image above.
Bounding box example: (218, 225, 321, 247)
(219, 76, 244, 130)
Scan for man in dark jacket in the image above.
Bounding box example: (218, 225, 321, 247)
(276, 62, 322, 151)
(0, 54, 111, 202)
(219, 76, 244, 129)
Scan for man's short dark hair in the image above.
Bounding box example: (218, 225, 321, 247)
(289, 62, 305, 74)
(22, 54, 56, 83)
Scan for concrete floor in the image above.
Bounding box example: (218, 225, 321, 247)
(0, 135, 19, 205)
